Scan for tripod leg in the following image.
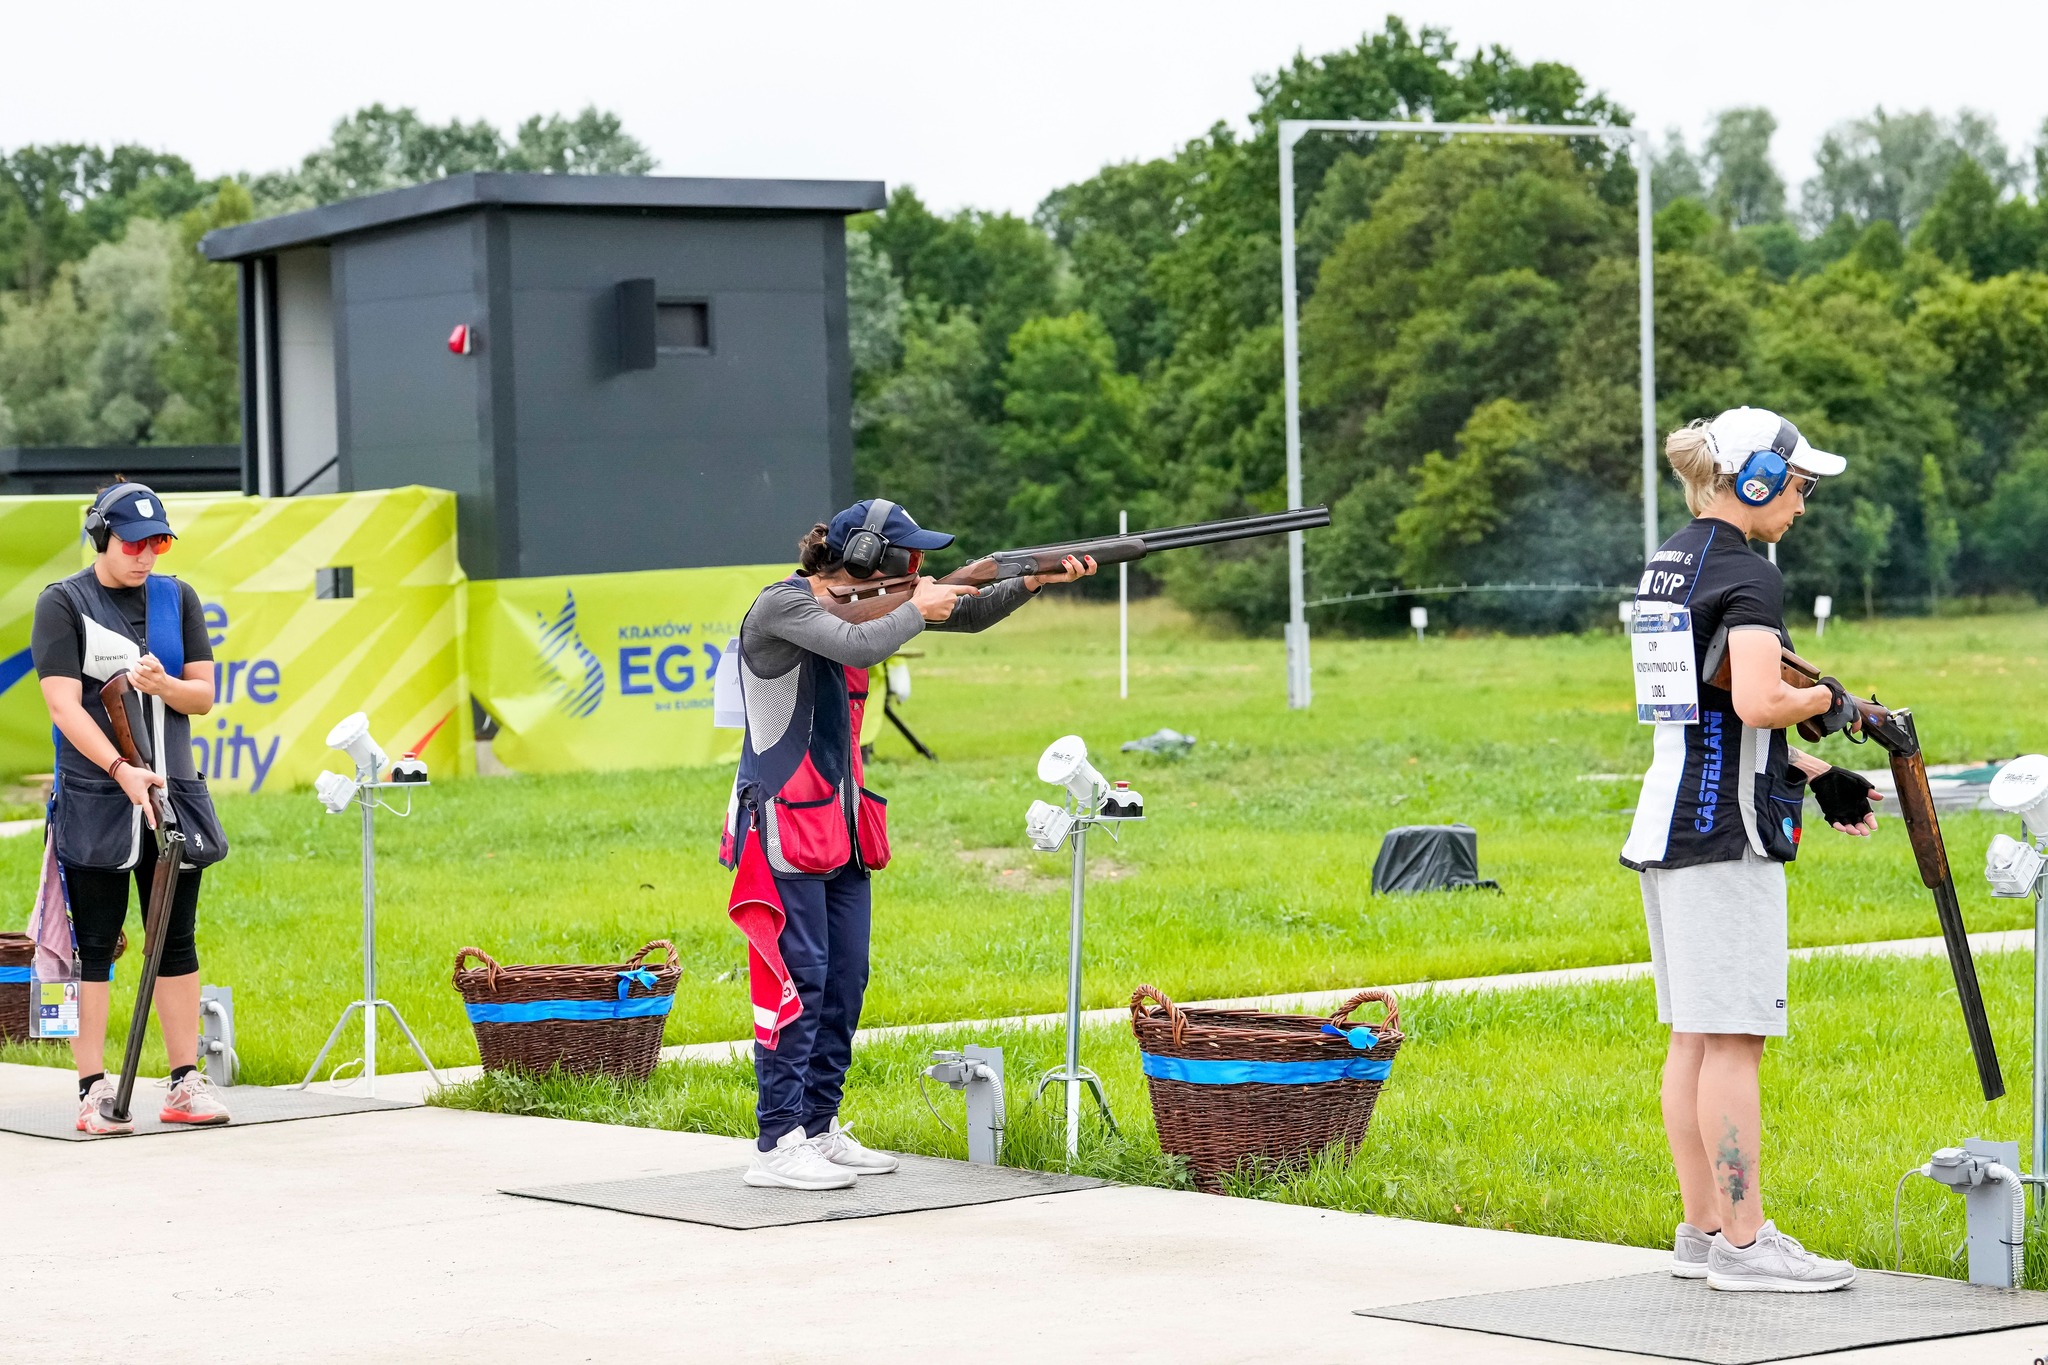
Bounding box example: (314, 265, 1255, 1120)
(295, 1000, 364, 1089)
(376, 1000, 443, 1083)
(886, 697, 938, 762)
(1080, 1072, 1118, 1134)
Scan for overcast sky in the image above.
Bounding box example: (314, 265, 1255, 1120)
(5, 1, 2044, 216)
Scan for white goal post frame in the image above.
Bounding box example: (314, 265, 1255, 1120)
(1278, 120, 1656, 709)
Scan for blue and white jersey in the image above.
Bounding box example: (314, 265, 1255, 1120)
(1620, 517, 1805, 871)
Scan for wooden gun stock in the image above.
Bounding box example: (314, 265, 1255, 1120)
(1704, 635, 2003, 1100)
(99, 672, 169, 830)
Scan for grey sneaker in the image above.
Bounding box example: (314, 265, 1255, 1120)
(811, 1119, 899, 1174)
(1707, 1221, 1856, 1292)
(1672, 1222, 1713, 1279)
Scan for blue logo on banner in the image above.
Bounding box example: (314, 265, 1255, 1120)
(537, 590, 605, 718)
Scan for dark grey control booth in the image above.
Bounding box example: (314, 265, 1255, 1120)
(202, 173, 884, 578)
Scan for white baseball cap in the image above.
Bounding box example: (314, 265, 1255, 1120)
(1704, 407, 1846, 477)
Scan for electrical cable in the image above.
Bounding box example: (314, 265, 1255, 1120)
(917, 1070, 956, 1134)
(1894, 1164, 1928, 1270)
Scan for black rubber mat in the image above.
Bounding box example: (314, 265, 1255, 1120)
(504, 1153, 1106, 1229)
(1357, 1269, 2048, 1363)
(0, 1084, 416, 1142)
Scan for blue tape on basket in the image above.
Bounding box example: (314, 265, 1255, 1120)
(1320, 1024, 1380, 1049)
(616, 968, 659, 1000)
(0, 966, 30, 983)
(465, 996, 673, 1024)
(1140, 1052, 1392, 1085)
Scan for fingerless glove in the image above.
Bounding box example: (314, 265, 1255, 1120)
(1809, 676, 1861, 737)
(1810, 766, 1876, 825)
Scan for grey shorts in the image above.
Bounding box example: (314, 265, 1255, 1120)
(1639, 850, 1788, 1036)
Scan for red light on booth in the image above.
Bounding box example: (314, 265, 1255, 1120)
(447, 324, 474, 355)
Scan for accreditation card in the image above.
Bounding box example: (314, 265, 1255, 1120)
(1631, 606, 1699, 724)
(32, 978, 80, 1040)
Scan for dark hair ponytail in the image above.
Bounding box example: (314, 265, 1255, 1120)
(796, 522, 842, 576)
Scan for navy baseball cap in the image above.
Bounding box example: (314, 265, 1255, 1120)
(827, 499, 954, 554)
(95, 483, 176, 542)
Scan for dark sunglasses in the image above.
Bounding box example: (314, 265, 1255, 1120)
(117, 534, 174, 556)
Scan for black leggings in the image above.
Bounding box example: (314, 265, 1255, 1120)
(61, 861, 202, 983)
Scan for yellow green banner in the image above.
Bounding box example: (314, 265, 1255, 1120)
(0, 487, 469, 792)
(154, 487, 471, 793)
(2, 486, 802, 785)
(0, 498, 91, 781)
(469, 564, 782, 773)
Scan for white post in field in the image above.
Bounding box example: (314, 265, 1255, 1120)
(1118, 509, 1129, 700)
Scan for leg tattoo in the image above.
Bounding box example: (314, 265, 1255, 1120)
(1716, 1120, 1750, 1206)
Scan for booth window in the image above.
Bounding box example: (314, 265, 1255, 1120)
(656, 300, 711, 355)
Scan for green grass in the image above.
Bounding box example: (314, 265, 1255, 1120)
(437, 949, 2047, 1282)
(3, 602, 2044, 1084)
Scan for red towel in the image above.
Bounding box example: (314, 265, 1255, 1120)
(727, 828, 802, 1049)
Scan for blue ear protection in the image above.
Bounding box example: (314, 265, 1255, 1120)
(1733, 417, 1800, 506)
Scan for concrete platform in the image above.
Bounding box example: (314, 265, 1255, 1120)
(0, 1061, 2034, 1363)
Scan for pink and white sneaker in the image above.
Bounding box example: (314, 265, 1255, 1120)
(159, 1071, 232, 1126)
(76, 1076, 135, 1136)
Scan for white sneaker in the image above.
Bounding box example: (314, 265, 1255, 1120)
(743, 1127, 857, 1190)
(1707, 1221, 1856, 1292)
(811, 1118, 899, 1174)
(76, 1076, 134, 1136)
(159, 1071, 232, 1126)
(1672, 1222, 1713, 1279)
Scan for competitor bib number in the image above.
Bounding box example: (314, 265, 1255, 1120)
(1632, 606, 1699, 724)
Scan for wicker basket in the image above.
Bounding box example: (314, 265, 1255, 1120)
(1131, 983, 1403, 1191)
(453, 940, 680, 1080)
(0, 932, 31, 1042)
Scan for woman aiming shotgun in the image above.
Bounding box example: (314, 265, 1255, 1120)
(1622, 408, 1889, 1291)
(721, 499, 1094, 1189)
(33, 483, 231, 1134)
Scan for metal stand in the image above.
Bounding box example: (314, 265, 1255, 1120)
(884, 695, 937, 762)
(2033, 859, 2047, 1226)
(297, 780, 440, 1095)
(1033, 822, 1126, 1159)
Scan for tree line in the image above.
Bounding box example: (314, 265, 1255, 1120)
(0, 107, 650, 450)
(854, 20, 2048, 628)
(7, 21, 2048, 629)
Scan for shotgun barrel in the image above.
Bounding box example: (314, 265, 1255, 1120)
(1705, 635, 2004, 1100)
(97, 672, 187, 1125)
(824, 507, 1332, 622)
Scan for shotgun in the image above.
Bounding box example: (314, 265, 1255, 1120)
(97, 671, 186, 1126)
(822, 507, 1333, 624)
(1705, 634, 2004, 1101)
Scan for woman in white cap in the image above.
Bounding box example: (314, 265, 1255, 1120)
(32, 482, 232, 1134)
(1622, 409, 1883, 1291)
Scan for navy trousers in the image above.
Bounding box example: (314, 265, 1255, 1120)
(754, 865, 872, 1150)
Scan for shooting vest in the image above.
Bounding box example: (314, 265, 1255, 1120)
(720, 576, 890, 879)
(1619, 519, 1804, 872)
(47, 569, 226, 871)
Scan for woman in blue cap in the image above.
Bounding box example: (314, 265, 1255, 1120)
(32, 482, 231, 1134)
(720, 499, 1094, 1189)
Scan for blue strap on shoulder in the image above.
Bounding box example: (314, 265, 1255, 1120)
(146, 575, 184, 676)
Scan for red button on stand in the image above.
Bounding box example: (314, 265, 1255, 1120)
(447, 324, 474, 355)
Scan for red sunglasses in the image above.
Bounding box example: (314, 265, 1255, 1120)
(117, 534, 174, 556)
